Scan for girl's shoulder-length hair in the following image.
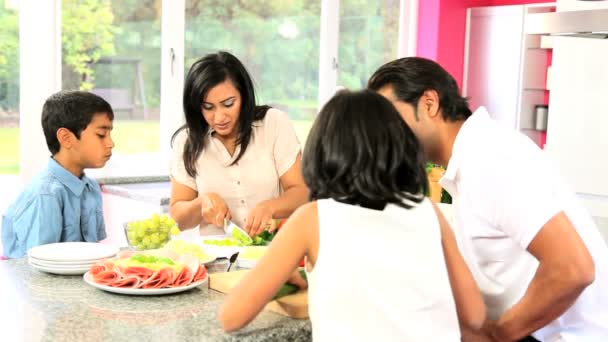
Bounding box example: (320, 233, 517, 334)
(303, 89, 428, 210)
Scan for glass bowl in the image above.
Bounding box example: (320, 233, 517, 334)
(123, 214, 179, 251)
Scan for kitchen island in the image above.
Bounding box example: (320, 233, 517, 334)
(0, 258, 311, 342)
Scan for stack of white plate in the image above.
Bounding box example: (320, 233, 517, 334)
(28, 242, 118, 275)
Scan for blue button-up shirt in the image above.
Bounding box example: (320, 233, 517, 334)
(1, 158, 106, 258)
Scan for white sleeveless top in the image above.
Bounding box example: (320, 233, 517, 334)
(307, 198, 461, 341)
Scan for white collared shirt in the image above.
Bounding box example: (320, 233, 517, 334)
(170, 108, 301, 235)
(439, 107, 608, 341)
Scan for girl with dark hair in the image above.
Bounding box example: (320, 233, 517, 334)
(169, 51, 308, 236)
(219, 90, 485, 339)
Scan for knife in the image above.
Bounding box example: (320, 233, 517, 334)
(223, 218, 253, 245)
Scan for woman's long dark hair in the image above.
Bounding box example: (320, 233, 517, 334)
(172, 51, 270, 177)
(303, 89, 428, 210)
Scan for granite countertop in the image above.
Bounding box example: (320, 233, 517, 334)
(96, 175, 170, 186)
(0, 259, 311, 342)
(101, 181, 171, 206)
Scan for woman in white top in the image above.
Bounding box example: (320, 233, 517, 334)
(169, 51, 309, 236)
(219, 90, 486, 340)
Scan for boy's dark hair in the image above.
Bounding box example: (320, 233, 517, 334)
(172, 51, 271, 177)
(303, 89, 428, 210)
(368, 57, 472, 122)
(41, 90, 114, 155)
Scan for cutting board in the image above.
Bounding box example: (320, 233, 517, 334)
(209, 270, 308, 319)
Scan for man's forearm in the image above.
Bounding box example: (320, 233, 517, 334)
(493, 261, 592, 340)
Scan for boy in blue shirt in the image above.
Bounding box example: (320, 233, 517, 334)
(1, 91, 115, 258)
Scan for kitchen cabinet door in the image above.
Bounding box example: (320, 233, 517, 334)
(463, 6, 526, 129)
(547, 36, 608, 214)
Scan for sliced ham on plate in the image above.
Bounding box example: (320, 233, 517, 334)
(88, 250, 207, 289)
(91, 270, 120, 286)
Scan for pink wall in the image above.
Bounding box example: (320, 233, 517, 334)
(416, 0, 441, 60)
(416, 0, 555, 87)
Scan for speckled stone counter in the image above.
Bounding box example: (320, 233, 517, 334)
(101, 181, 171, 207)
(96, 175, 170, 186)
(0, 259, 312, 342)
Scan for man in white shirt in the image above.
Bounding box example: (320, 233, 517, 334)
(369, 57, 608, 341)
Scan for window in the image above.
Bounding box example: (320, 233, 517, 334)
(0, 0, 19, 174)
(18, 0, 414, 179)
(338, 0, 400, 90)
(61, 0, 161, 171)
(185, 1, 321, 145)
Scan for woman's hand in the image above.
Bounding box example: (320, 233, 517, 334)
(200, 193, 231, 227)
(244, 202, 277, 236)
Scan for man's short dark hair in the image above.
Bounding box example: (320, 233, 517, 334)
(41, 90, 114, 155)
(368, 57, 472, 122)
(303, 89, 428, 210)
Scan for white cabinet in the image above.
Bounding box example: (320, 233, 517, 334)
(464, 0, 608, 217)
(541, 0, 608, 217)
(463, 4, 554, 147)
(463, 5, 525, 129)
(545, 35, 608, 214)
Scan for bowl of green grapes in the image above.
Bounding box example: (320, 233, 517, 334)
(124, 213, 181, 250)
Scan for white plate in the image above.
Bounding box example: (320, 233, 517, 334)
(29, 256, 106, 266)
(29, 258, 94, 269)
(30, 261, 90, 275)
(28, 242, 119, 262)
(28, 257, 99, 268)
(83, 271, 208, 296)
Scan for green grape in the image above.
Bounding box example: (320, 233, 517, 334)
(127, 231, 138, 243)
(127, 214, 180, 250)
(135, 226, 146, 238)
(158, 233, 168, 243)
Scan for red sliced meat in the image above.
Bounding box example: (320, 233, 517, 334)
(112, 276, 141, 288)
(90, 264, 107, 276)
(90, 259, 116, 276)
(92, 270, 120, 286)
(172, 266, 194, 287)
(192, 264, 207, 282)
(140, 268, 175, 289)
(121, 266, 155, 279)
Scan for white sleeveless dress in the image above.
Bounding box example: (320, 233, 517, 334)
(307, 198, 461, 341)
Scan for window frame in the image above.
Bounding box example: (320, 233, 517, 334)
(19, 0, 418, 181)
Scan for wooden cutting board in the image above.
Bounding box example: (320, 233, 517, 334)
(209, 270, 308, 319)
